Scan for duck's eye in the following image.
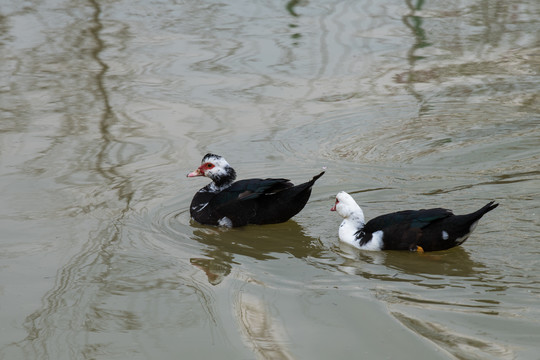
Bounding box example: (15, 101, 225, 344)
(206, 163, 214, 169)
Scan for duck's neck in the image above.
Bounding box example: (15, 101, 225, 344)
(345, 206, 365, 225)
(207, 181, 231, 193)
(208, 166, 236, 191)
(339, 213, 365, 247)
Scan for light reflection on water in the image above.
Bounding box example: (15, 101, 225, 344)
(0, 0, 539, 359)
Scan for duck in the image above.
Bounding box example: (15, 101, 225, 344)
(187, 153, 325, 227)
(331, 191, 498, 252)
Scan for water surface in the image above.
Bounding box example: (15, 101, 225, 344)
(1, 0, 539, 359)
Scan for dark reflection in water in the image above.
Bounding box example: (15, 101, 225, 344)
(9, 0, 138, 357)
(190, 220, 324, 285)
(392, 311, 512, 359)
(403, 0, 431, 60)
(400, 0, 430, 113)
(337, 245, 482, 281)
(422, 168, 540, 196)
(285, 0, 302, 17)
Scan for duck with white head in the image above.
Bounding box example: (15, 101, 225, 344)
(331, 191, 498, 252)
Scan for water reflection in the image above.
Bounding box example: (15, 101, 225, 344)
(190, 220, 324, 285)
(235, 290, 294, 360)
(392, 311, 512, 359)
(335, 242, 515, 359)
(285, 0, 302, 17)
(4, 0, 140, 357)
(337, 243, 483, 281)
(400, 0, 430, 113)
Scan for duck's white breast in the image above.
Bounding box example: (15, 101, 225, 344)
(357, 230, 384, 251)
(339, 220, 384, 251)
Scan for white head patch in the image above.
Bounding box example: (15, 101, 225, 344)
(202, 155, 231, 178)
(334, 191, 365, 224)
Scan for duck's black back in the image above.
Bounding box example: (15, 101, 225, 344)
(359, 201, 498, 251)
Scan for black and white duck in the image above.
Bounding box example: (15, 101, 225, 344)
(331, 191, 498, 252)
(187, 153, 324, 227)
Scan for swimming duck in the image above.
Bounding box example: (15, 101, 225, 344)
(331, 191, 498, 252)
(187, 153, 324, 227)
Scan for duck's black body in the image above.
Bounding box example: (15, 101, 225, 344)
(360, 202, 499, 251)
(188, 154, 324, 227)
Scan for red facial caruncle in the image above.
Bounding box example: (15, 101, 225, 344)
(187, 162, 215, 177)
(330, 198, 339, 211)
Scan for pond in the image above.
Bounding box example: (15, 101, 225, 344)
(1, 0, 539, 359)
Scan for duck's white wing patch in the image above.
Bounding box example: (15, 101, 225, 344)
(442, 230, 449, 240)
(193, 202, 209, 212)
(455, 221, 480, 245)
(358, 230, 384, 251)
(455, 234, 469, 245)
(218, 217, 233, 227)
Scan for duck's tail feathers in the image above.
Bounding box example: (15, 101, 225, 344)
(310, 171, 325, 183)
(474, 201, 499, 219)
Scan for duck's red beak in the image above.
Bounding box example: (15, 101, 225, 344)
(187, 166, 204, 177)
(330, 199, 338, 211)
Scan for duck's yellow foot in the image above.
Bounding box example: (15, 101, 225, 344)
(416, 245, 424, 253)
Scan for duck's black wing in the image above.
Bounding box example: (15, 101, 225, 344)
(363, 208, 454, 234)
(211, 178, 294, 205)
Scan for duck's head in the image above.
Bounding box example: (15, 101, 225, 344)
(187, 153, 237, 187)
(331, 191, 364, 223)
